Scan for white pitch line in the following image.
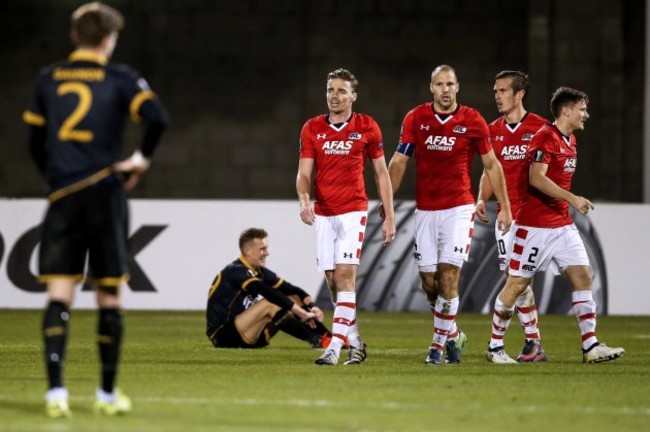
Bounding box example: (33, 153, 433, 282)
(137, 396, 432, 411)
(2, 395, 649, 417)
(135, 398, 650, 416)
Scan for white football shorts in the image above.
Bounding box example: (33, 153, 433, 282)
(494, 219, 514, 271)
(414, 204, 475, 271)
(496, 221, 560, 275)
(314, 210, 368, 272)
(508, 223, 589, 278)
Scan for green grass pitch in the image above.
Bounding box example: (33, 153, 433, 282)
(0, 310, 648, 431)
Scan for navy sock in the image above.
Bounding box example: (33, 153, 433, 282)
(42, 301, 69, 389)
(98, 308, 123, 393)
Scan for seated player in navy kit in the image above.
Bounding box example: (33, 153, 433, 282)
(206, 228, 333, 349)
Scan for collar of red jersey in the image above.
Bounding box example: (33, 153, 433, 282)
(68, 49, 108, 65)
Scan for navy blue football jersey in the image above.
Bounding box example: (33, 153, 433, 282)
(24, 50, 167, 192)
(206, 257, 286, 334)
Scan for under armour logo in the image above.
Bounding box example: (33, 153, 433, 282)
(420, 125, 430, 130)
(317, 133, 327, 139)
(494, 136, 504, 141)
(343, 252, 353, 258)
(454, 246, 464, 253)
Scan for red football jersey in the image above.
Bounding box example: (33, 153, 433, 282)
(299, 113, 384, 216)
(489, 112, 548, 218)
(516, 123, 577, 228)
(399, 103, 492, 210)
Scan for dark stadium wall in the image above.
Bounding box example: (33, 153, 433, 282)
(0, 0, 644, 201)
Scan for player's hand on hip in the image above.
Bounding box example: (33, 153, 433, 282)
(113, 150, 150, 191)
(475, 199, 489, 223)
(299, 202, 316, 225)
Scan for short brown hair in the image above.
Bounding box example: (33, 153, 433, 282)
(550, 86, 589, 118)
(239, 227, 268, 250)
(327, 68, 359, 93)
(495, 70, 530, 101)
(71, 2, 124, 47)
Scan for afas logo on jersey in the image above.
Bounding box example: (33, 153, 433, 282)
(500, 145, 527, 161)
(563, 158, 577, 172)
(453, 126, 467, 133)
(425, 135, 455, 151)
(322, 140, 353, 155)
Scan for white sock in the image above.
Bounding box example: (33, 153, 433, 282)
(431, 296, 459, 351)
(46, 387, 68, 402)
(515, 285, 540, 339)
(96, 388, 115, 403)
(572, 290, 598, 350)
(329, 291, 356, 355)
(489, 297, 515, 349)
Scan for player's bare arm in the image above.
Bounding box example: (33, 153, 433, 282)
(475, 170, 493, 223)
(529, 162, 594, 214)
(387, 152, 409, 195)
(371, 156, 396, 245)
(481, 150, 512, 233)
(296, 158, 316, 225)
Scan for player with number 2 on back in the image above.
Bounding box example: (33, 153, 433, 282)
(23, 1, 168, 419)
(485, 86, 624, 364)
(476, 71, 548, 363)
